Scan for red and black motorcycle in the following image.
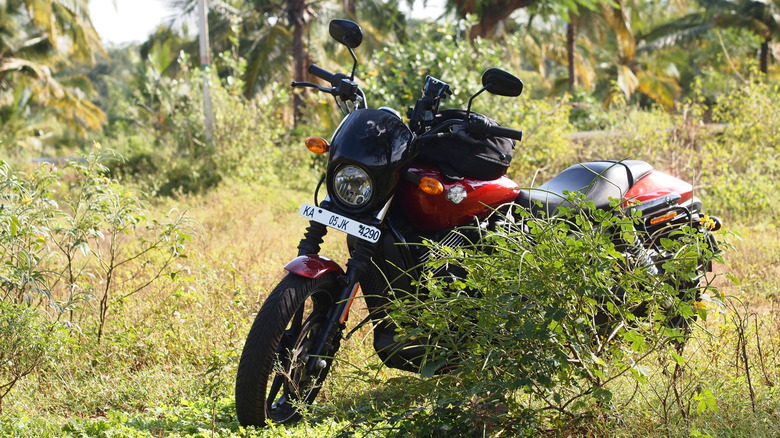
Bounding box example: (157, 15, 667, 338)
(235, 19, 721, 427)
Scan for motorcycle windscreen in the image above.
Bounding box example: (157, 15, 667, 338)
(327, 109, 414, 213)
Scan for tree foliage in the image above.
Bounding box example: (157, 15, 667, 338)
(0, 0, 106, 154)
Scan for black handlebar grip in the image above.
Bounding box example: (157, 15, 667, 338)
(486, 125, 524, 142)
(308, 64, 336, 84)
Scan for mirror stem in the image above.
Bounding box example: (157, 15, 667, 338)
(347, 45, 358, 80)
(465, 86, 488, 120)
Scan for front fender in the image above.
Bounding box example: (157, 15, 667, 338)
(285, 255, 345, 279)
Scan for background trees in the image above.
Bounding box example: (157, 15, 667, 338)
(0, 0, 105, 153)
(639, 0, 780, 74)
(2, 0, 778, 155)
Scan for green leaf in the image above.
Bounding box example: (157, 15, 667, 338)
(695, 388, 718, 414)
(10, 215, 19, 237)
(593, 387, 613, 403)
(421, 360, 445, 379)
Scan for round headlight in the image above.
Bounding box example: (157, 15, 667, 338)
(333, 165, 372, 208)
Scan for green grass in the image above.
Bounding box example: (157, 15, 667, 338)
(2, 174, 779, 437)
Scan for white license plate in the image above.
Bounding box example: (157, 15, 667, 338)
(299, 203, 381, 243)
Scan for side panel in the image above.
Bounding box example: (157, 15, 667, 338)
(398, 164, 520, 231)
(625, 170, 693, 205)
(285, 255, 345, 279)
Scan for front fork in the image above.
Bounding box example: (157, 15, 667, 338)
(295, 220, 375, 373)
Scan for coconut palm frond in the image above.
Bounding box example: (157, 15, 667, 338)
(0, 56, 46, 78)
(242, 23, 292, 97)
(637, 23, 714, 53)
(636, 69, 681, 110)
(637, 13, 709, 43)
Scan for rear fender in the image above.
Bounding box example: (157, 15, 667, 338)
(285, 255, 345, 279)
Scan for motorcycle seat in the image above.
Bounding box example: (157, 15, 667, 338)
(515, 160, 653, 216)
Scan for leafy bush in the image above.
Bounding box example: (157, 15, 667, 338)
(103, 50, 323, 196)
(353, 194, 726, 435)
(0, 301, 67, 413)
(0, 150, 195, 416)
(1, 150, 192, 331)
(702, 76, 780, 223)
(0, 160, 60, 307)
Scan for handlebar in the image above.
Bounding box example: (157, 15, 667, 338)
(308, 64, 336, 84)
(466, 114, 524, 142)
(291, 64, 364, 110)
(485, 125, 524, 142)
(297, 65, 523, 142)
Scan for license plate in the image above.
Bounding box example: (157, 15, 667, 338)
(299, 203, 381, 243)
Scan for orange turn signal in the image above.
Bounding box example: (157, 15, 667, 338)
(649, 211, 678, 226)
(419, 177, 444, 195)
(305, 137, 329, 154)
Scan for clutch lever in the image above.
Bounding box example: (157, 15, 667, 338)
(291, 81, 335, 94)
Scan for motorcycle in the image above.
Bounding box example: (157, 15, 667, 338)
(234, 19, 722, 427)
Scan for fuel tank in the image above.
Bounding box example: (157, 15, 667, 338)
(398, 164, 520, 231)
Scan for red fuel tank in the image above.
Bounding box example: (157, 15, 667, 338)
(625, 170, 694, 204)
(398, 165, 521, 231)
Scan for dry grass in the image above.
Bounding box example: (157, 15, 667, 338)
(163, 183, 780, 436)
(4, 174, 779, 437)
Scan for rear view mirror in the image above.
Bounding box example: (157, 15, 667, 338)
(481, 68, 523, 97)
(329, 19, 363, 49)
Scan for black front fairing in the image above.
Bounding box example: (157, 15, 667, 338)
(327, 109, 414, 214)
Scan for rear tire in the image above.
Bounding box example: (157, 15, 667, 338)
(235, 273, 338, 427)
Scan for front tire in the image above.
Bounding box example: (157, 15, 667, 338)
(235, 273, 338, 427)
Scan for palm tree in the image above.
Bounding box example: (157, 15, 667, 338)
(446, 0, 537, 38)
(520, 1, 684, 109)
(162, 0, 406, 123)
(594, 1, 686, 109)
(1, 0, 103, 63)
(1, 0, 105, 151)
(526, 1, 612, 93)
(567, 9, 578, 92)
(638, 0, 780, 74)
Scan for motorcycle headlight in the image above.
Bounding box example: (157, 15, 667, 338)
(333, 165, 373, 208)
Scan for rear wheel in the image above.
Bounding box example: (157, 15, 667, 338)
(235, 273, 338, 427)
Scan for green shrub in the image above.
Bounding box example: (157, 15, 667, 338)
(103, 50, 322, 196)
(0, 301, 66, 413)
(1, 151, 192, 337)
(362, 20, 535, 116)
(357, 194, 726, 435)
(702, 76, 780, 223)
(0, 160, 60, 307)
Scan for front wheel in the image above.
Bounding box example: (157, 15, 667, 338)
(235, 273, 339, 427)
